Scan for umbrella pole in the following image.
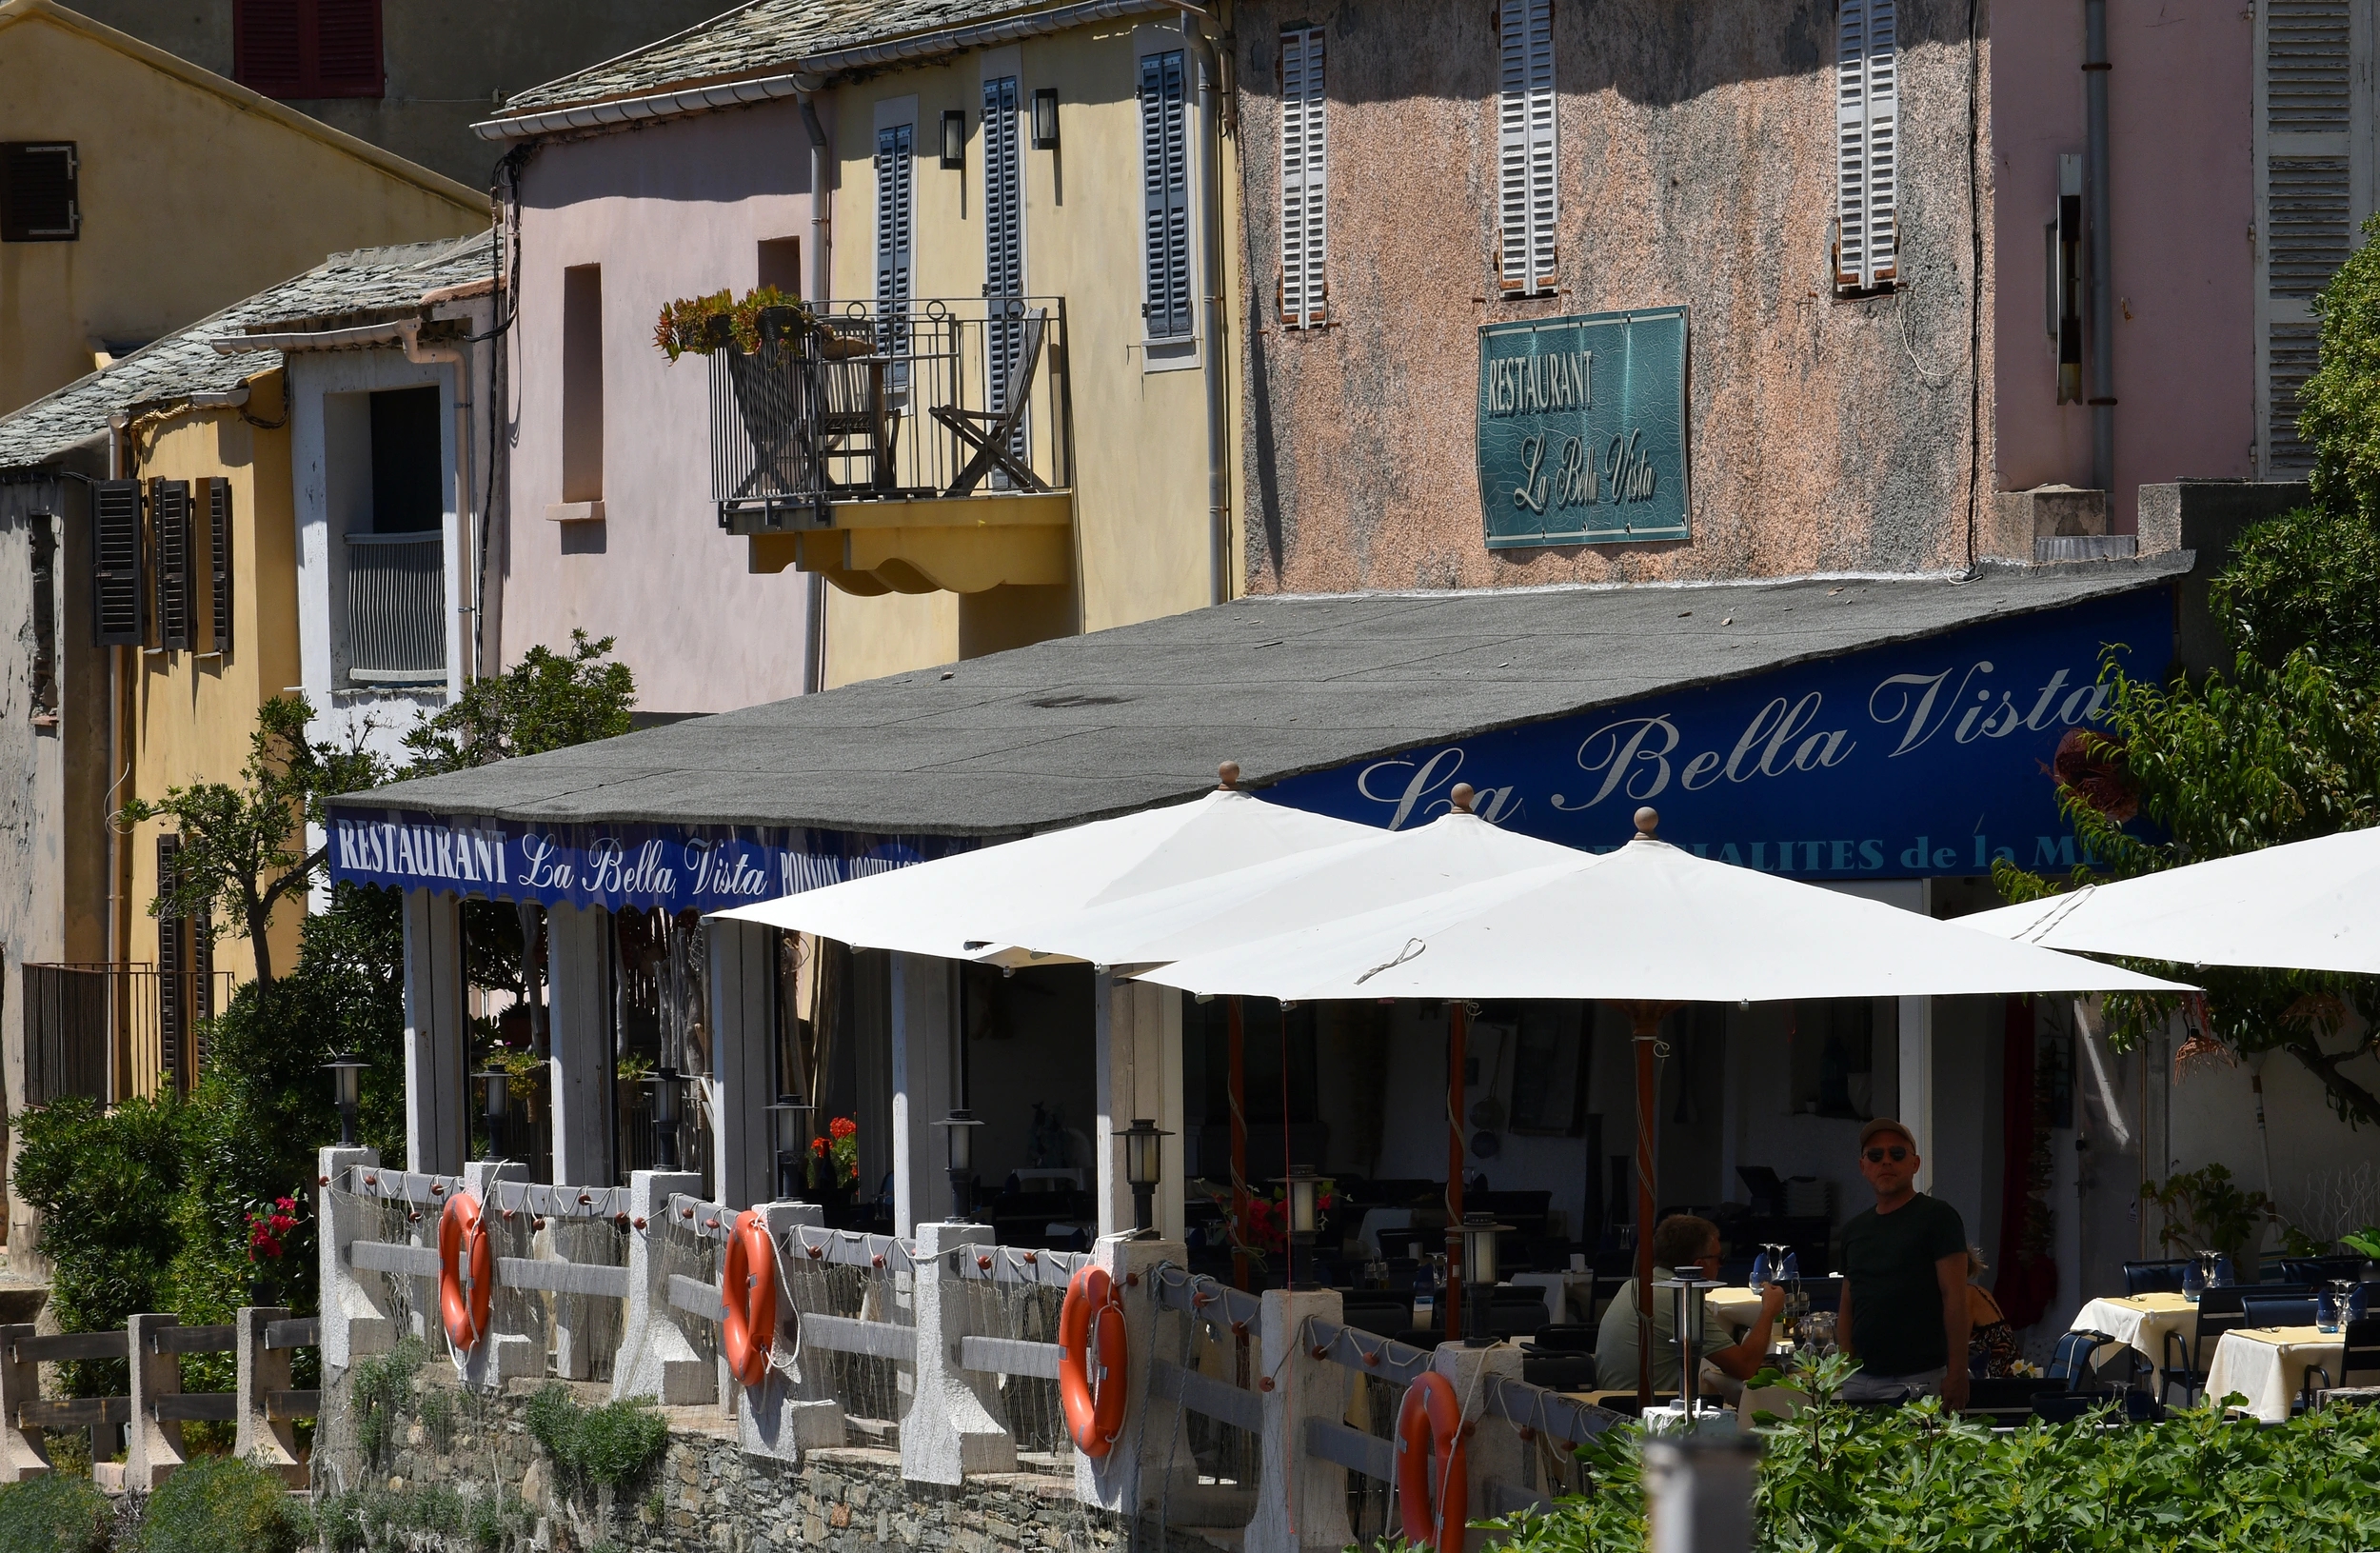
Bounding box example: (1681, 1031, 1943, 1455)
(1446, 999, 1467, 1342)
(1228, 996, 1250, 1291)
(1622, 1001, 1678, 1410)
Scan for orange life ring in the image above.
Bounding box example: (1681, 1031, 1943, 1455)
(722, 1209, 778, 1388)
(438, 1191, 492, 1354)
(1058, 1265, 1129, 1457)
(1397, 1370, 1469, 1553)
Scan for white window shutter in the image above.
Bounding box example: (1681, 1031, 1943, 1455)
(1280, 27, 1328, 329)
(1140, 51, 1193, 339)
(1497, 0, 1557, 294)
(2255, 0, 2361, 474)
(1835, 0, 1896, 290)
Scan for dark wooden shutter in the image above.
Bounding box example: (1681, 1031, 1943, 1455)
(191, 911, 215, 1067)
(207, 477, 234, 657)
(234, 0, 381, 98)
(92, 479, 145, 647)
(0, 142, 79, 243)
(156, 834, 188, 1093)
(152, 479, 193, 652)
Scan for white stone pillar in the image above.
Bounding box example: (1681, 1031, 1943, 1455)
(0, 1325, 50, 1482)
(1095, 973, 1185, 1242)
(1075, 1233, 1194, 1517)
(546, 902, 612, 1187)
(234, 1305, 304, 1488)
(706, 917, 777, 1209)
(125, 1313, 187, 1489)
(1429, 1342, 1526, 1553)
(612, 1170, 713, 1405)
(318, 1145, 393, 1369)
(890, 952, 957, 1235)
(458, 1161, 538, 1391)
(738, 1201, 843, 1462)
(403, 889, 467, 1177)
(902, 1221, 1017, 1484)
(1897, 996, 1934, 1193)
(1249, 1287, 1353, 1553)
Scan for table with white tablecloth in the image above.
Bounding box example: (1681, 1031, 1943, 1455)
(2070, 1291, 2199, 1378)
(2203, 1325, 2342, 1424)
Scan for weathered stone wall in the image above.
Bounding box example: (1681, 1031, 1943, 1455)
(1233, 0, 1993, 591)
(319, 1369, 1223, 1553)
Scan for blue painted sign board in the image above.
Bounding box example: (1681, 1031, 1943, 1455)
(1262, 588, 2173, 879)
(1478, 307, 1690, 547)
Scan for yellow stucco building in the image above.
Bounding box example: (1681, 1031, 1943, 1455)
(0, 0, 486, 416)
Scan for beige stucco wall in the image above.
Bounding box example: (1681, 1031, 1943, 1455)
(823, 15, 1222, 685)
(1232, 0, 1993, 593)
(119, 378, 305, 1092)
(0, 4, 485, 416)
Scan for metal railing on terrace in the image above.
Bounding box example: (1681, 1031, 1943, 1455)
(22, 962, 238, 1103)
(708, 299, 1075, 530)
(342, 530, 446, 686)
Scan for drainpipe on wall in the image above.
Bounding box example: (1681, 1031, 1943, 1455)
(800, 87, 833, 693)
(1182, 12, 1231, 607)
(103, 415, 132, 1100)
(2084, 0, 2114, 493)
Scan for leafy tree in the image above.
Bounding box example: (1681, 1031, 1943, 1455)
(402, 627, 634, 774)
(1993, 215, 2380, 1129)
(115, 695, 387, 986)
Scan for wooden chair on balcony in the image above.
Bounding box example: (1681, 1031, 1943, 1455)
(816, 317, 899, 493)
(933, 307, 1049, 498)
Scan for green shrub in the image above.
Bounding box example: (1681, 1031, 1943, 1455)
(523, 1384, 669, 1496)
(0, 1471, 110, 1553)
(1490, 1355, 2380, 1553)
(136, 1455, 301, 1553)
(348, 1339, 424, 1465)
(310, 1482, 529, 1553)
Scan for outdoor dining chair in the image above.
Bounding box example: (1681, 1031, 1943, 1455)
(2282, 1256, 2369, 1286)
(934, 307, 1049, 496)
(2122, 1258, 2191, 1295)
(2241, 1293, 2320, 1330)
(2166, 1285, 2249, 1405)
(2304, 1316, 2380, 1411)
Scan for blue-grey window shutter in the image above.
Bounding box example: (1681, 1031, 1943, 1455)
(1140, 50, 1192, 339)
(983, 73, 1030, 461)
(875, 123, 915, 377)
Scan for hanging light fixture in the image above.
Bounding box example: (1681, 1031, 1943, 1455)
(766, 1092, 813, 1201)
(324, 1055, 366, 1147)
(473, 1065, 511, 1161)
(1119, 1118, 1172, 1237)
(936, 1109, 986, 1221)
(1458, 1211, 1512, 1348)
(648, 1065, 684, 1173)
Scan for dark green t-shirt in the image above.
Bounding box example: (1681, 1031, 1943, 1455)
(1840, 1193, 1966, 1377)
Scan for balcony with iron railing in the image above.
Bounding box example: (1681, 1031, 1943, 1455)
(342, 531, 447, 687)
(22, 962, 239, 1104)
(707, 300, 1075, 596)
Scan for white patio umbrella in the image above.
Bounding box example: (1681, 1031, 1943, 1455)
(1957, 826, 2380, 975)
(704, 765, 1376, 961)
(1131, 807, 2192, 1401)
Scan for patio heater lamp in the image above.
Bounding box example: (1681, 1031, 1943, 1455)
(648, 1065, 684, 1173)
(1458, 1211, 1512, 1348)
(473, 1065, 511, 1161)
(1032, 89, 1061, 149)
(1278, 1166, 1322, 1287)
(1120, 1118, 1171, 1237)
(937, 1109, 985, 1221)
(324, 1055, 366, 1147)
(766, 1092, 814, 1201)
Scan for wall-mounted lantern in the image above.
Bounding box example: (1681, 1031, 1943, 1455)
(1032, 89, 1061, 149)
(941, 110, 967, 169)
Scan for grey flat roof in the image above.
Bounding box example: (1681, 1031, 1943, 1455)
(337, 556, 2190, 838)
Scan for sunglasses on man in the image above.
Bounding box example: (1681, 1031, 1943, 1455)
(1864, 1145, 1910, 1164)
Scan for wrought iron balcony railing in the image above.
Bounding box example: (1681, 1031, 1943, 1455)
(22, 962, 238, 1103)
(343, 530, 446, 686)
(709, 298, 1075, 529)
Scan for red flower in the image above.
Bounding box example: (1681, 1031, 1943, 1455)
(829, 1116, 858, 1140)
(811, 1136, 830, 1157)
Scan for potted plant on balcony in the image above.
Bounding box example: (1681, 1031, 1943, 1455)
(656, 285, 835, 507)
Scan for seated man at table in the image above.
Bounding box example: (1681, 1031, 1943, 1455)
(1596, 1214, 1784, 1399)
(1838, 1119, 1971, 1407)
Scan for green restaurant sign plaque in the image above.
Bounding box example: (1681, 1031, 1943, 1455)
(1477, 307, 1689, 548)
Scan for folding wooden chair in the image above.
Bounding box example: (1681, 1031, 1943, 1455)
(934, 307, 1048, 496)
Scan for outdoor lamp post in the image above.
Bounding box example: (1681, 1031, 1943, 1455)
(1278, 1165, 1321, 1286)
(766, 1092, 813, 1201)
(937, 1109, 985, 1221)
(473, 1065, 510, 1161)
(325, 1055, 366, 1147)
(648, 1065, 684, 1173)
(1119, 1118, 1171, 1237)
(1458, 1211, 1512, 1348)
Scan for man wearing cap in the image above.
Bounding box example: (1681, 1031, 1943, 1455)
(1836, 1118, 1970, 1408)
